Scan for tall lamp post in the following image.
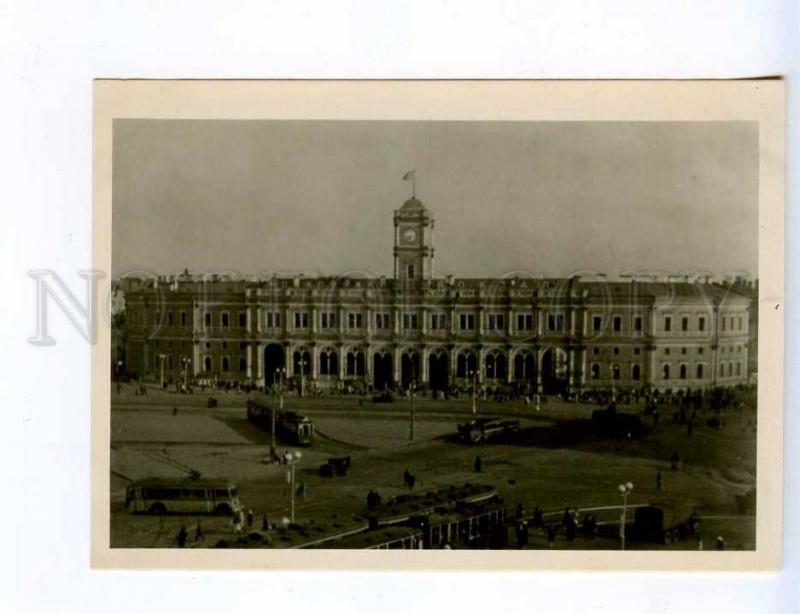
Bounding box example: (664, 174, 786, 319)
(157, 353, 167, 389)
(469, 369, 478, 415)
(273, 367, 286, 457)
(299, 358, 308, 397)
(285, 450, 302, 523)
(618, 481, 634, 550)
(409, 379, 416, 442)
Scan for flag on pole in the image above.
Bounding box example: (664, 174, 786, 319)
(402, 169, 416, 198)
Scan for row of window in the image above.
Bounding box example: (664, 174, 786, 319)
(661, 314, 745, 333)
(588, 360, 744, 381)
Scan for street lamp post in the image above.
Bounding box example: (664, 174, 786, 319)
(618, 481, 634, 550)
(158, 353, 167, 389)
(273, 367, 286, 457)
(409, 380, 416, 442)
(469, 369, 478, 415)
(285, 450, 302, 523)
(299, 358, 308, 397)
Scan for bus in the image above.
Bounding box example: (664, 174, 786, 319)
(125, 477, 242, 515)
(246, 393, 314, 446)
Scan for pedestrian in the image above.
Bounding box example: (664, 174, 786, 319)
(194, 522, 204, 542)
(172, 406, 178, 416)
(176, 525, 188, 548)
(656, 470, 662, 492)
(474, 455, 482, 473)
(716, 536, 725, 551)
(547, 525, 557, 548)
(520, 521, 529, 547)
(516, 503, 526, 521)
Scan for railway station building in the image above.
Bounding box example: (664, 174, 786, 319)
(119, 196, 752, 394)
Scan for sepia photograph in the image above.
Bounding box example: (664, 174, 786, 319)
(93, 80, 783, 569)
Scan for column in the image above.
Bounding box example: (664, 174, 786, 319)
(535, 347, 543, 393)
(393, 306, 400, 335)
(312, 307, 318, 334)
(421, 307, 428, 335)
(246, 343, 253, 380)
(338, 306, 345, 335)
(506, 348, 513, 384)
(579, 348, 587, 387)
(393, 346, 401, 384)
(477, 347, 486, 383)
(478, 308, 485, 336)
(449, 347, 458, 385)
(255, 342, 263, 384)
(192, 341, 200, 376)
(365, 344, 372, 384)
(366, 307, 373, 335)
(311, 345, 319, 380)
(338, 343, 346, 381)
(507, 309, 514, 336)
(285, 343, 294, 378)
(536, 307, 543, 336)
(421, 347, 429, 384)
(246, 306, 253, 334)
(449, 307, 456, 336)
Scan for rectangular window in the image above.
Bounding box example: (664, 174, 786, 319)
(516, 313, 533, 331)
(375, 313, 390, 330)
(403, 313, 418, 330)
(487, 313, 505, 331)
(459, 313, 475, 331)
(431, 313, 446, 330)
(204, 312, 211, 328)
(681, 316, 688, 332)
(664, 316, 672, 332)
(698, 316, 705, 332)
(266, 312, 273, 328)
(613, 316, 622, 332)
(221, 312, 229, 328)
(180, 311, 187, 327)
(738, 316, 743, 331)
(167, 311, 173, 325)
(548, 313, 565, 332)
(593, 316, 602, 332)
(634, 316, 642, 332)
(294, 312, 309, 329)
(239, 312, 247, 328)
(721, 317, 726, 332)
(321, 312, 336, 329)
(407, 264, 415, 279)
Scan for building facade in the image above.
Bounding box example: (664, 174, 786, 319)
(120, 197, 751, 394)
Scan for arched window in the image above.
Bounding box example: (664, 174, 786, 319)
(239, 357, 247, 372)
(696, 364, 704, 379)
(457, 354, 467, 378)
(736, 361, 741, 376)
(591, 364, 600, 380)
(679, 364, 687, 380)
(662, 364, 670, 380)
(221, 356, 230, 372)
(728, 363, 733, 377)
(632, 364, 641, 381)
(204, 356, 212, 372)
(720, 362, 725, 377)
(612, 364, 620, 380)
(320, 352, 329, 375)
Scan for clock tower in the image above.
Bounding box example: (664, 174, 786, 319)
(393, 196, 434, 281)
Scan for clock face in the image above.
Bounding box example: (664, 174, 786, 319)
(402, 228, 418, 244)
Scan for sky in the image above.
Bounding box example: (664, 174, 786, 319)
(112, 120, 758, 279)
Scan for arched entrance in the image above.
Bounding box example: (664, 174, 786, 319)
(293, 348, 312, 377)
(401, 351, 420, 389)
(541, 347, 568, 395)
(456, 350, 478, 379)
(263, 343, 285, 386)
(484, 350, 507, 381)
(373, 351, 393, 390)
(428, 350, 449, 391)
(513, 351, 536, 383)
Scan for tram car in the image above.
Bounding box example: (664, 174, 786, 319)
(457, 418, 520, 444)
(246, 392, 314, 446)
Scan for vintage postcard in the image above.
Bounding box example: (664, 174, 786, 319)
(92, 80, 784, 570)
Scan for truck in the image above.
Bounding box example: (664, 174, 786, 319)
(630, 505, 701, 544)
